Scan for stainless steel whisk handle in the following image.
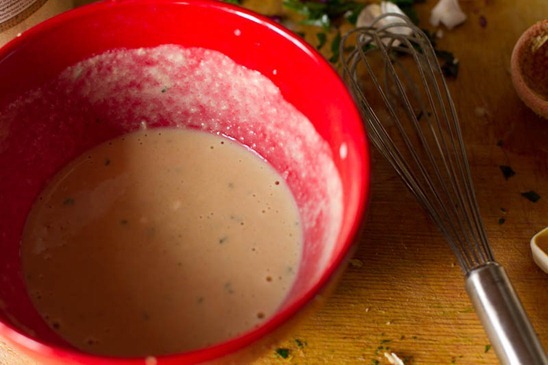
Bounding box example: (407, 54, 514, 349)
(466, 262, 548, 365)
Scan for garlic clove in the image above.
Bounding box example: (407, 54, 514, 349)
(430, 0, 467, 30)
(356, 3, 382, 29)
(531, 227, 548, 274)
(356, 1, 412, 40)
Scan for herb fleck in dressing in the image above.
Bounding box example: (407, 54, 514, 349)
(21, 128, 302, 357)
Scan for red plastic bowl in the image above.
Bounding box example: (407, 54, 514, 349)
(0, 0, 370, 363)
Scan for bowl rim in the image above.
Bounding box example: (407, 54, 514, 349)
(0, 0, 371, 363)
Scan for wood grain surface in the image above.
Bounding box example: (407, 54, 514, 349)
(1, 1, 547, 364)
(250, 1, 548, 364)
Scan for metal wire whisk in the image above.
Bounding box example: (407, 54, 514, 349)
(341, 13, 547, 365)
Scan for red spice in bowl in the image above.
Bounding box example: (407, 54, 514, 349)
(510, 19, 548, 119)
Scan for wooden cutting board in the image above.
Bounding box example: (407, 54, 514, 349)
(250, 1, 548, 364)
(1, 1, 546, 364)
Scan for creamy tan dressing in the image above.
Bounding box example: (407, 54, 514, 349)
(21, 128, 302, 357)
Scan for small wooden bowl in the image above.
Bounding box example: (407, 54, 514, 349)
(510, 19, 548, 119)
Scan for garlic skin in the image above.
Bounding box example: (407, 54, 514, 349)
(356, 1, 412, 38)
(430, 0, 467, 30)
(356, 3, 382, 28)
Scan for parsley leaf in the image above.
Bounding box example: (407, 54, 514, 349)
(521, 191, 541, 203)
(317, 32, 328, 50)
(499, 165, 516, 180)
(436, 49, 459, 77)
(329, 30, 341, 63)
(283, 0, 365, 29)
(275, 348, 290, 359)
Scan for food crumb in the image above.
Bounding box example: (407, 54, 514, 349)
(63, 197, 75, 206)
(384, 352, 405, 365)
(479, 15, 487, 28)
(349, 258, 364, 268)
(474, 106, 488, 117)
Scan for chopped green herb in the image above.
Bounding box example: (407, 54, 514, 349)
(371, 360, 380, 365)
(375, 344, 390, 355)
(436, 50, 459, 78)
(484, 344, 491, 353)
(395, 0, 421, 25)
(380, 339, 392, 344)
(403, 355, 415, 364)
(499, 165, 515, 180)
(304, 13, 330, 28)
(345, 4, 366, 25)
(294, 338, 306, 348)
(316, 32, 327, 50)
(222, 0, 241, 4)
(329, 30, 341, 63)
(275, 347, 290, 359)
(283, 0, 365, 29)
(521, 191, 541, 203)
(63, 197, 75, 206)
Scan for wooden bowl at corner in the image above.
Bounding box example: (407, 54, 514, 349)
(510, 19, 548, 119)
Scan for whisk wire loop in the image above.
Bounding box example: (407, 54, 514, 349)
(340, 14, 548, 364)
(341, 14, 494, 272)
